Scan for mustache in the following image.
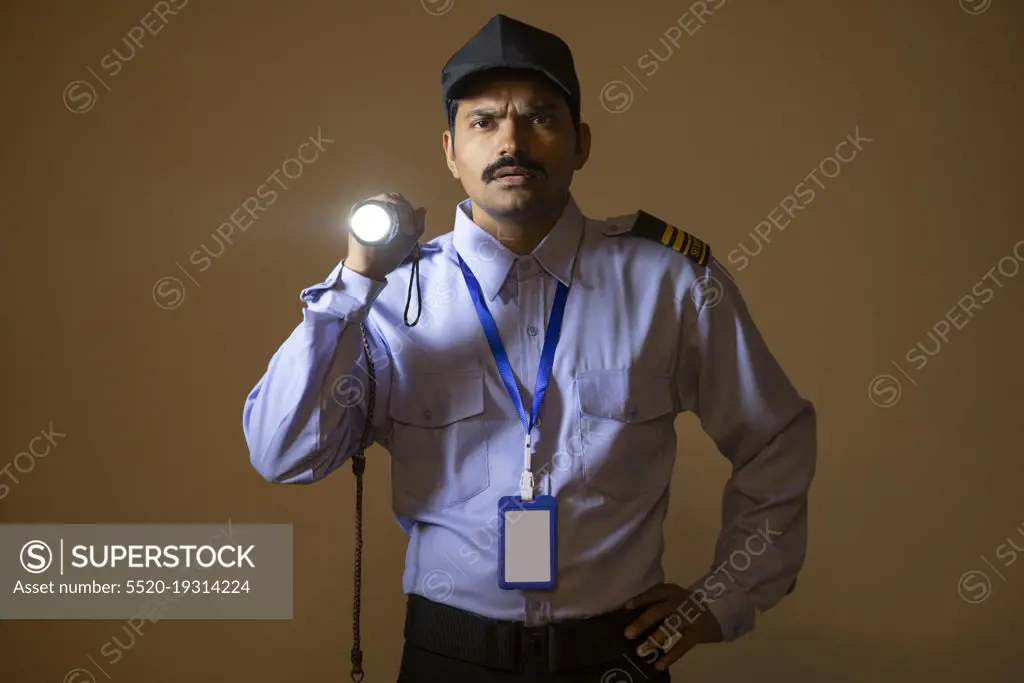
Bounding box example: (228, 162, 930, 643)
(482, 154, 547, 182)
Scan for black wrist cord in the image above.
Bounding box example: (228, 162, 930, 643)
(349, 243, 421, 682)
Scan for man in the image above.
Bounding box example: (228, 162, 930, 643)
(243, 13, 816, 683)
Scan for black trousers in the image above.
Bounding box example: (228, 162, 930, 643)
(398, 641, 672, 683)
(396, 595, 672, 683)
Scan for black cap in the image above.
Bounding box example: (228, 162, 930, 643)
(441, 14, 580, 127)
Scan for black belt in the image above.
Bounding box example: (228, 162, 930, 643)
(403, 593, 649, 673)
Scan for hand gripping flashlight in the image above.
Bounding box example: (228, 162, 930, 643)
(348, 199, 401, 246)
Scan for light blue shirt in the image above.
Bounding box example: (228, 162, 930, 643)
(242, 194, 817, 642)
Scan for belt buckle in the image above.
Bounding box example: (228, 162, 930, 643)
(520, 624, 548, 671)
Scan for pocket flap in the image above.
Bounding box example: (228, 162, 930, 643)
(577, 369, 675, 424)
(388, 370, 485, 427)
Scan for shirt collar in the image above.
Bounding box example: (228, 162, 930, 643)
(452, 194, 585, 301)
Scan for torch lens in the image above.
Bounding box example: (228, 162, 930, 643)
(350, 203, 394, 244)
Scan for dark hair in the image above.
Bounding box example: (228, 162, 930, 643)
(445, 69, 581, 157)
(446, 97, 461, 140)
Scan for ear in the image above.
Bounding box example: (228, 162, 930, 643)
(574, 122, 592, 171)
(442, 129, 460, 179)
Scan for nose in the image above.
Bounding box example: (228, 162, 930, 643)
(496, 116, 531, 159)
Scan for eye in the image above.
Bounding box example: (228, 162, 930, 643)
(471, 119, 493, 129)
(532, 115, 551, 124)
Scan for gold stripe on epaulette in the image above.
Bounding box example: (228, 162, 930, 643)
(660, 223, 674, 245)
(670, 229, 683, 252)
(674, 229, 709, 266)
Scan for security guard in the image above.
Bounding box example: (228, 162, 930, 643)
(243, 13, 817, 683)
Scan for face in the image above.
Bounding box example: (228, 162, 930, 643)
(442, 72, 591, 224)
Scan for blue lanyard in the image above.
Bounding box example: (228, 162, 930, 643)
(456, 253, 570, 446)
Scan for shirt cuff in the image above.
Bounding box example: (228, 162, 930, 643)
(300, 259, 388, 319)
(686, 574, 757, 642)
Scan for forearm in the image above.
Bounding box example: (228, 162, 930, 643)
(243, 263, 390, 484)
(689, 401, 817, 640)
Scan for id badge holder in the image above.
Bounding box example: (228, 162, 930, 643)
(498, 494, 557, 591)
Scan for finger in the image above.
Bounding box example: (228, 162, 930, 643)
(368, 192, 400, 205)
(634, 612, 685, 658)
(634, 610, 684, 659)
(655, 626, 701, 671)
(647, 611, 685, 648)
(624, 584, 672, 610)
(624, 602, 674, 640)
(389, 193, 415, 216)
(373, 193, 412, 217)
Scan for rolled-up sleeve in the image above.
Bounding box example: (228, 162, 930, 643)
(675, 258, 817, 642)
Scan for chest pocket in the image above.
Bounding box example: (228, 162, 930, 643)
(576, 369, 677, 502)
(388, 369, 491, 511)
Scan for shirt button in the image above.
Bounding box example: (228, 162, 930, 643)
(527, 324, 538, 337)
(627, 406, 638, 419)
(422, 409, 433, 421)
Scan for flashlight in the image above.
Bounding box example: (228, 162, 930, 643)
(348, 200, 400, 246)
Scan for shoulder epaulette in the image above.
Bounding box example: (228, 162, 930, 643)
(630, 210, 711, 266)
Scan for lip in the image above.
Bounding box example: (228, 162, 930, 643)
(495, 174, 533, 186)
(493, 165, 537, 177)
(492, 167, 538, 185)
(494, 166, 531, 177)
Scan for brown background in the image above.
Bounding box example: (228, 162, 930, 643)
(2, 0, 1023, 680)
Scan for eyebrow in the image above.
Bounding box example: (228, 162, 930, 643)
(464, 102, 559, 119)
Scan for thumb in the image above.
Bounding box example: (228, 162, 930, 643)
(410, 207, 427, 236)
(402, 206, 423, 236)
